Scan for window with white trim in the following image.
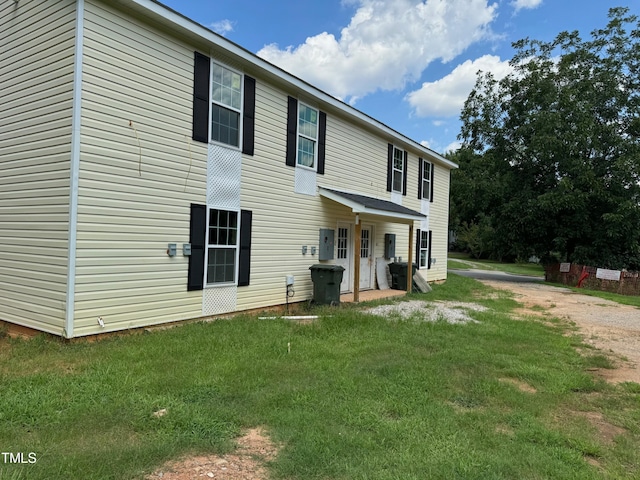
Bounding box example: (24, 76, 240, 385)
(392, 147, 404, 193)
(297, 103, 319, 169)
(206, 208, 238, 284)
(211, 62, 242, 147)
(422, 160, 432, 200)
(419, 230, 429, 268)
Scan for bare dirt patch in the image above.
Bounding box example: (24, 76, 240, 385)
(498, 377, 537, 393)
(481, 280, 640, 384)
(145, 427, 279, 480)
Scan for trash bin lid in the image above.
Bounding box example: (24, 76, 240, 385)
(309, 264, 345, 271)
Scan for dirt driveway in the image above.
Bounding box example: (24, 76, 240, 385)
(481, 280, 640, 384)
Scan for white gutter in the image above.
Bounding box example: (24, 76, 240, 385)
(65, 0, 84, 339)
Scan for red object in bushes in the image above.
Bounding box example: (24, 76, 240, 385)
(577, 267, 589, 288)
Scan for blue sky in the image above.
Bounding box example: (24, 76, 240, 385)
(160, 0, 639, 155)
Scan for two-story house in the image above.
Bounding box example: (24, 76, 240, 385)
(0, 0, 457, 338)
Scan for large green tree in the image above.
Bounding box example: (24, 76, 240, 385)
(454, 7, 640, 268)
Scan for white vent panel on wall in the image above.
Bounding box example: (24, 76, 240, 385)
(391, 192, 403, 205)
(202, 286, 237, 316)
(208, 144, 242, 209)
(294, 167, 317, 196)
(421, 201, 430, 230)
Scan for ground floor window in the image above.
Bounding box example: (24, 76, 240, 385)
(206, 209, 238, 284)
(419, 230, 429, 268)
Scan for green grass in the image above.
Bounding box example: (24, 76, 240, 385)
(560, 286, 640, 309)
(1, 274, 639, 479)
(448, 252, 545, 277)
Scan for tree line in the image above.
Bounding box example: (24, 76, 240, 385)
(449, 7, 640, 269)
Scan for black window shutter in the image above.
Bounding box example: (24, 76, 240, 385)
(317, 111, 327, 174)
(242, 76, 256, 155)
(417, 158, 424, 199)
(402, 150, 408, 196)
(428, 230, 433, 269)
(238, 210, 252, 286)
(188, 203, 207, 290)
(192, 52, 210, 143)
(430, 163, 435, 203)
(386, 143, 393, 192)
(285, 96, 298, 167)
(415, 228, 421, 270)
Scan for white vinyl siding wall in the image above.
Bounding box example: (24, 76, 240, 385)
(0, 0, 76, 334)
(73, 0, 206, 335)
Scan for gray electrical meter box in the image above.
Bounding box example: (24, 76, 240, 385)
(319, 228, 335, 260)
(384, 233, 396, 259)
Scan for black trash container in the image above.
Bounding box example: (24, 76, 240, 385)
(309, 264, 345, 305)
(389, 262, 418, 290)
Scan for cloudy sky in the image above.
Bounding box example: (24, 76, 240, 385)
(160, 0, 638, 154)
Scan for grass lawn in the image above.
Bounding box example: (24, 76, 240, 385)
(1, 274, 639, 479)
(448, 252, 545, 277)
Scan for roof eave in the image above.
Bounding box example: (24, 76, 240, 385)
(109, 0, 458, 170)
(319, 187, 426, 222)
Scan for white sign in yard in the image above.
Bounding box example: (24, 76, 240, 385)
(559, 263, 571, 273)
(596, 268, 621, 281)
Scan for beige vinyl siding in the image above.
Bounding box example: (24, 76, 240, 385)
(0, 0, 76, 334)
(237, 81, 421, 309)
(73, 0, 206, 336)
(427, 165, 451, 281)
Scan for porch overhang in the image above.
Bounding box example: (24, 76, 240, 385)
(319, 187, 426, 222)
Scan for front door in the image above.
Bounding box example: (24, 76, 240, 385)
(336, 223, 352, 293)
(359, 225, 374, 290)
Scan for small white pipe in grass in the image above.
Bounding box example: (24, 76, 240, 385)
(257, 315, 331, 320)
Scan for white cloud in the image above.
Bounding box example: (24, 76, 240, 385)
(443, 140, 462, 153)
(512, 0, 542, 12)
(210, 19, 235, 36)
(257, 0, 498, 103)
(405, 54, 512, 117)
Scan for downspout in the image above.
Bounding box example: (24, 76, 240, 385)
(65, 0, 84, 339)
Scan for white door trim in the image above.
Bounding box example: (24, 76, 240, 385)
(336, 222, 352, 293)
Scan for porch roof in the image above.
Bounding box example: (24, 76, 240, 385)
(319, 187, 426, 222)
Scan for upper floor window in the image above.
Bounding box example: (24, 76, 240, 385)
(211, 63, 242, 148)
(297, 103, 319, 169)
(286, 96, 326, 174)
(422, 160, 432, 200)
(392, 147, 404, 193)
(386, 144, 407, 195)
(418, 158, 434, 202)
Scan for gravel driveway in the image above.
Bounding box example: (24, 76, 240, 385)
(480, 280, 640, 384)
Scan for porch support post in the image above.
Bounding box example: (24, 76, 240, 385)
(353, 215, 361, 302)
(407, 222, 414, 293)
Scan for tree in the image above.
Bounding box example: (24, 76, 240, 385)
(455, 7, 640, 269)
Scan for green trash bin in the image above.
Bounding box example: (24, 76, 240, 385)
(309, 264, 345, 305)
(389, 262, 418, 290)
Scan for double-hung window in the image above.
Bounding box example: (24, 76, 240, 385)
(392, 147, 404, 193)
(418, 158, 434, 201)
(419, 230, 429, 268)
(206, 209, 238, 284)
(422, 160, 432, 200)
(211, 63, 242, 148)
(297, 103, 319, 169)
